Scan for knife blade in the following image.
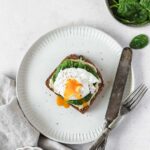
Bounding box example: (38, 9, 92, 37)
(105, 47, 132, 123)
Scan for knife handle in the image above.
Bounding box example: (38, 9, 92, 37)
(89, 128, 110, 150)
(106, 47, 132, 122)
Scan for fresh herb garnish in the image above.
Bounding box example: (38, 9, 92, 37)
(130, 34, 149, 49)
(109, 0, 150, 26)
(52, 59, 98, 82)
(67, 93, 92, 105)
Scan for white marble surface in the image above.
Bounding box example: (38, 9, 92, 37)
(0, 0, 150, 150)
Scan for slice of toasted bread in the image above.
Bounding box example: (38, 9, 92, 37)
(46, 54, 104, 113)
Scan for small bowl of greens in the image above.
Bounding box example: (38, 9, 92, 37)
(106, 0, 150, 26)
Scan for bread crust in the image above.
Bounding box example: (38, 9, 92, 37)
(45, 54, 104, 113)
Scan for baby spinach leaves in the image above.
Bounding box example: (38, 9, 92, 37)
(110, 0, 150, 25)
(140, 0, 150, 11)
(130, 34, 149, 49)
(67, 93, 92, 105)
(52, 59, 98, 82)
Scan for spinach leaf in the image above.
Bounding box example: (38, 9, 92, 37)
(67, 100, 83, 105)
(67, 93, 92, 105)
(140, 0, 150, 12)
(130, 34, 149, 49)
(52, 59, 99, 82)
(117, 1, 148, 24)
(119, 0, 139, 3)
(109, 0, 150, 25)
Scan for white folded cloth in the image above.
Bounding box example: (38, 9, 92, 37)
(0, 75, 71, 150)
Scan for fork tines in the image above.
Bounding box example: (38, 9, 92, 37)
(123, 83, 148, 110)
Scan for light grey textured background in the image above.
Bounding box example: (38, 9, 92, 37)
(0, 0, 150, 150)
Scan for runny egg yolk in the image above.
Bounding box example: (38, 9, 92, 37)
(64, 78, 83, 100)
(56, 96, 70, 108)
(56, 78, 83, 108)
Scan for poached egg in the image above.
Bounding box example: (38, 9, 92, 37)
(52, 68, 101, 106)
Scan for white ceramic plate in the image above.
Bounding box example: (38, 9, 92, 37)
(17, 26, 134, 144)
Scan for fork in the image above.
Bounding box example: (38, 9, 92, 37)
(90, 83, 148, 150)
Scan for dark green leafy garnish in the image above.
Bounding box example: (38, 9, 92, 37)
(67, 93, 93, 105)
(109, 0, 150, 26)
(130, 34, 149, 49)
(52, 59, 98, 82)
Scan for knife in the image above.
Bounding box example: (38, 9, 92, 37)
(90, 47, 132, 150)
(106, 47, 132, 123)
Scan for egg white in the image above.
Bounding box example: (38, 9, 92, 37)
(52, 68, 101, 100)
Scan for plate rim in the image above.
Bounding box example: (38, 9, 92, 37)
(16, 25, 135, 144)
